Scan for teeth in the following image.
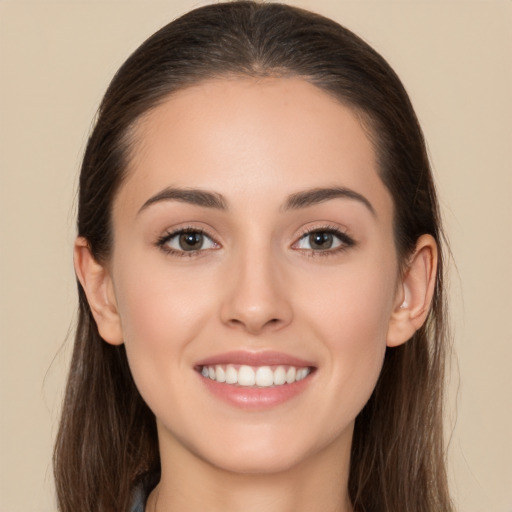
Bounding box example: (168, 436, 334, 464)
(296, 368, 308, 381)
(216, 365, 226, 383)
(238, 365, 256, 386)
(225, 365, 238, 384)
(255, 366, 274, 387)
(200, 364, 312, 387)
(273, 366, 286, 385)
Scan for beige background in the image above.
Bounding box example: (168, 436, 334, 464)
(1, 1, 511, 511)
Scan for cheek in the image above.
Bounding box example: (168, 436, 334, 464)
(110, 257, 216, 396)
(113, 250, 216, 336)
(305, 253, 396, 345)
(299, 255, 397, 414)
(318, 288, 390, 379)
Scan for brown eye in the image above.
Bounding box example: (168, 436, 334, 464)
(308, 232, 334, 250)
(158, 229, 218, 254)
(179, 232, 205, 251)
(295, 228, 354, 253)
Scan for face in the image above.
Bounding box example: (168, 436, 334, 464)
(106, 77, 402, 474)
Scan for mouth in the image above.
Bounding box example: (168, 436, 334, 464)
(197, 364, 314, 387)
(194, 351, 316, 409)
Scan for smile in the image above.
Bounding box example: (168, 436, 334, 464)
(199, 364, 312, 387)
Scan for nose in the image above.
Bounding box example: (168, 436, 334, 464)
(219, 246, 293, 335)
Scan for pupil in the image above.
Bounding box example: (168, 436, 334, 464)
(310, 232, 333, 250)
(179, 232, 203, 251)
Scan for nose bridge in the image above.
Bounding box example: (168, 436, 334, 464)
(220, 236, 292, 334)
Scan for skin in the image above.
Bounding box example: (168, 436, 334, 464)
(75, 77, 437, 512)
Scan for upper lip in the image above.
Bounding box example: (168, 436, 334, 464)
(195, 350, 316, 368)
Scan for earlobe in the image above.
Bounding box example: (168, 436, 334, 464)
(74, 237, 124, 345)
(386, 234, 438, 348)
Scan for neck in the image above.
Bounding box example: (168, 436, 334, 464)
(147, 427, 354, 512)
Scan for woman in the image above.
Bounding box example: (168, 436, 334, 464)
(53, 2, 453, 511)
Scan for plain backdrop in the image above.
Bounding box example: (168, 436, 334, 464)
(0, 1, 511, 511)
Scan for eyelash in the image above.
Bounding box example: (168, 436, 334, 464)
(156, 227, 218, 257)
(294, 225, 355, 257)
(156, 225, 355, 258)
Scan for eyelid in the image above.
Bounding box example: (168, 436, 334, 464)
(155, 222, 355, 257)
(292, 224, 356, 253)
(156, 225, 221, 256)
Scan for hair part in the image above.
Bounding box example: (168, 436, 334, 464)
(54, 2, 453, 511)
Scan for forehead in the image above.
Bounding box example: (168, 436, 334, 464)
(117, 77, 392, 220)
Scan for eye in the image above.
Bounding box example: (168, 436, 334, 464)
(294, 228, 354, 253)
(157, 228, 219, 255)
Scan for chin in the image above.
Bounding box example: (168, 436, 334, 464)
(187, 423, 344, 476)
(203, 445, 309, 475)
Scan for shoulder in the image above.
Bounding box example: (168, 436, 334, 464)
(129, 471, 160, 512)
(129, 485, 146, 512)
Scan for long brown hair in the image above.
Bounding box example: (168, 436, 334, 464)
(54, 2, 453, 511)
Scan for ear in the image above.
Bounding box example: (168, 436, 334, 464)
(74, 237, 124, 345)
(386, 234, 438, 348)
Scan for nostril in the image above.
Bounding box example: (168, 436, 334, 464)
(226, 318, 244, 329)
(226, 316, 284, 335)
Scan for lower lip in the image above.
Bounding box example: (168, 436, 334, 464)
(198, 372, 314, 410)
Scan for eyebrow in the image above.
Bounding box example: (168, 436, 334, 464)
(138, 187, 228, 214)
(137, 185, 375, 216)
(283, 187, 376, 216)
